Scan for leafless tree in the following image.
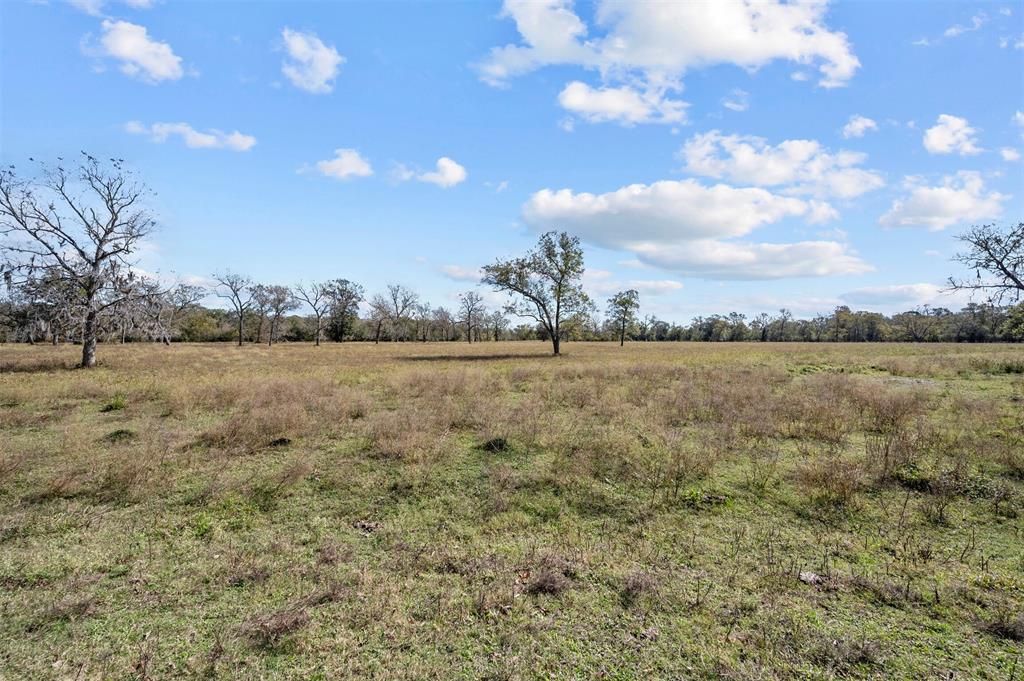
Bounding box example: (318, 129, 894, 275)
(458, 290, 485, 343)
(264, 285, 297, 346)
(295, 281, 330, 346)
(0, 154, 157, 367)
(949, 222, 1023, 303)
(378, 284, 419, 341)
(148, 283, 205, 344)
(432, 306, 455, 341)
(213, 272, 252, 346)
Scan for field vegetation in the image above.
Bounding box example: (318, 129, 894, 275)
(1, 341, 1022, 679)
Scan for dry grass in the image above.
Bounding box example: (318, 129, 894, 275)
(0, 340, 1021, 679)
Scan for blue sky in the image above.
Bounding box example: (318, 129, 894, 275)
(1, 0, 1022, 321)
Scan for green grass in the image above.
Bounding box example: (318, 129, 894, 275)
(0, 341, 1022, 679)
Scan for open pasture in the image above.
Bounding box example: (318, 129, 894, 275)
(1, 341, 1022, 679)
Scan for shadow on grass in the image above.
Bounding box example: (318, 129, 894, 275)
(0, 357, 80, 374)
(400, 353, 558, 362)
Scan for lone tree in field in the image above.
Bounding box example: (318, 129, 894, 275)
(458, 290, 485, 343)
(482, 231, 591, 356)
(0, 155, 156, 367)
(295, 281, 330, 346)
(325, 279, 363, 342)
(606, 289, 640, 346)
(213, 272, 252, 346)
(949, 222, 1023, 303)
(265, 285, 297, 346)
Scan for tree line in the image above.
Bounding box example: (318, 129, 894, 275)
(2, 156, 1022, 367)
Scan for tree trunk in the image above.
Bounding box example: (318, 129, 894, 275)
(375, 320, 382, 344)
(551, 329, 560, 356)
(620, 319, 625, 346)
(237, 312, 244, 346)
(315, 318, 321, 346)
(81, 309, 98, 368)
(466, 324, 472, 343)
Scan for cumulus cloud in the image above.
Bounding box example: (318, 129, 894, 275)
(842, 114, 878, 138)
(477, 0, 858, 125)
(399, 157, 467, 188)
(1001, 148, 1021, 161)
(523, 179, 869, 279)
(557, 81, 686, 125)
(124, 121, 255, 151)
(281, 28, 344, 94)
(631, 240, 871, 280)
(315, 148, 373, 180)
(879, 171, 1008, 230)
(96, 19, 182, 82)
(923, 114, 982, 155)
(680, 131, 884, 199)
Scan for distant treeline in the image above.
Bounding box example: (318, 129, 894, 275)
(3, 297, 1021, 345)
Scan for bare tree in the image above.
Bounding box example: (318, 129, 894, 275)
(213, 272, 252, 346)
(378, 284, 419, 341)
(295, 281, 330, 346)
(482, 231, 591, 356)
(368, 295, 389, 344)
(264, 285, 297, 346)
(606, 289, 640, 346)
(487, 309, 509, 341)
(458, 290, 485, 343)
(949, 222, 1023, 303)
(0, 155, 156, 367)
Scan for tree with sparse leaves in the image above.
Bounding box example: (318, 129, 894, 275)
(606, 289, 640, 346)
(482, 231, 591, 356)
(0, 154, 157, 367)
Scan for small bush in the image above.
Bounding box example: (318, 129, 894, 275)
(100, 395, 127, 412)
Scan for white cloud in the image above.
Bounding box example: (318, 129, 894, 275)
(525, 180, 814, 244)
(557, 81, 686, 125)
(409, 157, 467, 188)
(721, 88, 749, 112)
(842, 114, 878, 138)
(477, 0, 858, 125)
(840, 283, 970, 310)
(124, 121, 256, 151)
(632, 239, 871, 280)
(522, 178, 869, 279)
(944, 12, 987, 38)
(69, 0, 154, 15)
(582, 269, 684, 297)
(1001, 147, 1021, 161)
(315, 148, 373, 180)
(97, 19, 182, 82)
(680, 131, 884, 199)
(879, 171, 1008, 230)
(923, 114, 982, 155)
(441, 265, 483, 282)
(281, 28, 344, 94)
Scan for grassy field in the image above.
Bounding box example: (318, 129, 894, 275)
(1, 341, 1022, 680)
